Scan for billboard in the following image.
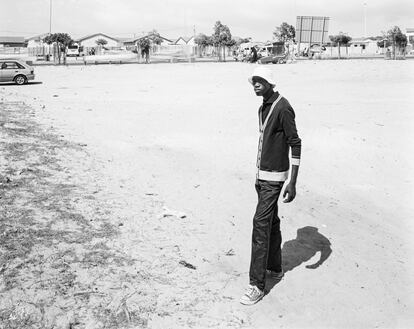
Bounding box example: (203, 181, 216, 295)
(296, 16, 330, 46)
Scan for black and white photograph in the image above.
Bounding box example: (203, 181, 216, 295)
(1, 0, 413, 328)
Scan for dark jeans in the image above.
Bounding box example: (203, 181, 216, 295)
(249, 180, 284, 291)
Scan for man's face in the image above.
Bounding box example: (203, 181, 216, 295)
(252, 76, 272, 96)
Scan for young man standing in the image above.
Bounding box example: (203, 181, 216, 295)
(240, 66, 302, 305)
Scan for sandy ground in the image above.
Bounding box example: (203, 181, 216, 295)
(1, 59, 413, 329)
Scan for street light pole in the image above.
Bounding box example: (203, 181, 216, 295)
(49, 0, 52, 35)
(363, 2, 367, 38)
(48, 0, 53, 62)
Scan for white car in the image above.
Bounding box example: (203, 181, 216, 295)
(0, 59, 35, 85)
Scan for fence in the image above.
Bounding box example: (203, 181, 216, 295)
(0, 47, 28, 55)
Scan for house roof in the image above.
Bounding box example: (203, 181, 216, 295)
(124, 33, 172, 44)
(407, 28, 414, 33)
(25, 33, 49, 42)
(0, 36, 26, 44)
(116, 37, 131, 42)
(349, 37, 378, 44)
(76, 33, 120, 43)
(173, 36, 194, 44)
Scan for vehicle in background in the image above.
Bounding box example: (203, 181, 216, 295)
(308, 44, 326, 56)
(299, 44, 327, 57)
(234, 42, 264, 62)
(0, 59, 35, 85)
(258, 45, 273, 58)
(66, 43, 84, 57)
(258, 42, 288, 64)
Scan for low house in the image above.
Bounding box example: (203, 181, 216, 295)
(123, 33, 173, 48)
(25, 33, 51, 57)
(25, 33, 49, 48)
(76, 33, 121, 48)
(165, 36, 198, 57)
(0, 36, 26, 48)
(406, 28, 414, 53)
(348, 37, 380, 55)
(123, 33, 173, 57)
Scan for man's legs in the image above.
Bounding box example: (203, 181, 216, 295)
(249, 180, 283, 291)
(267, 206, 282, 273)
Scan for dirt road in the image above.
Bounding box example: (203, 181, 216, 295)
(1, 60, 413, 328)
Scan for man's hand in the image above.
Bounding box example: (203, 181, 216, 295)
(283, 165, 299, 203)
(283, 182, 296, 203)
(306, 263, 320, 269)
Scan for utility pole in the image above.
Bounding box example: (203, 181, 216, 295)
(47, 0, 53, 62)
(363, 2, 367, 38)
(49, 0, 52, 35)
(193, 25, 196, 57)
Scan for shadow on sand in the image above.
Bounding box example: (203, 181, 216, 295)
(266, 226, 332, 292)
(0, 81, 43, 86)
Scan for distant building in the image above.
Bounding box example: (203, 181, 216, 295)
(407, 28, 414, 43)
(25, 33, 49, 48)
(76, 33, 121, 48)
(123, 33, 172, 48)
(406, 28, 414, 52)
(116, 37, 131, 45)
(0, 36, 26, 48)
(347, 37, 380, 55)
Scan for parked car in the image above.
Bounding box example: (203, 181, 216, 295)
(0, 59, 35, 85)
(300, 44, 327, 57)
(257, 42, 288, 64)
(66, 43, 85, 57)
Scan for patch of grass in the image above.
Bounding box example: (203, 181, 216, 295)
(0, 102, 135, 328)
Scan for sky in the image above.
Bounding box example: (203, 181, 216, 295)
(1, 0, 413, 41)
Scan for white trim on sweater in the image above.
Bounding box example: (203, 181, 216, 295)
(258, 169, 289, 182)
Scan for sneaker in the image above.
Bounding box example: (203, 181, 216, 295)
(240, 285, 264, 305)
(267, 269, 284, 280)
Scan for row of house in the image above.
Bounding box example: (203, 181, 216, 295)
(0, 33, 195, 49)
(0, 32, 200, 59)
(338, 36, 411, 55)
(2, 30, 413, 56)
(330, 37, 385, 55)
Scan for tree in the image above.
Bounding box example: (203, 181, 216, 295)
(138, 37, 151, 63)
(386, 26, 407, 59)
(377, 38, 391, 48)
(235, 37, 251, 46)
(226, 38, 236, 48)
(137, 37, 151, 50)
(274, 22, 295, 43)
(396, 33, 408, 56)
(136, 30, 163, 63)
(150, 30, 163, 46)
(95, 38, 108, 46)
(194, 33, 213, 56)
(43, 33, 73, 64)
(211, 21, 233, 61)
(329, 33, 352, 59)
